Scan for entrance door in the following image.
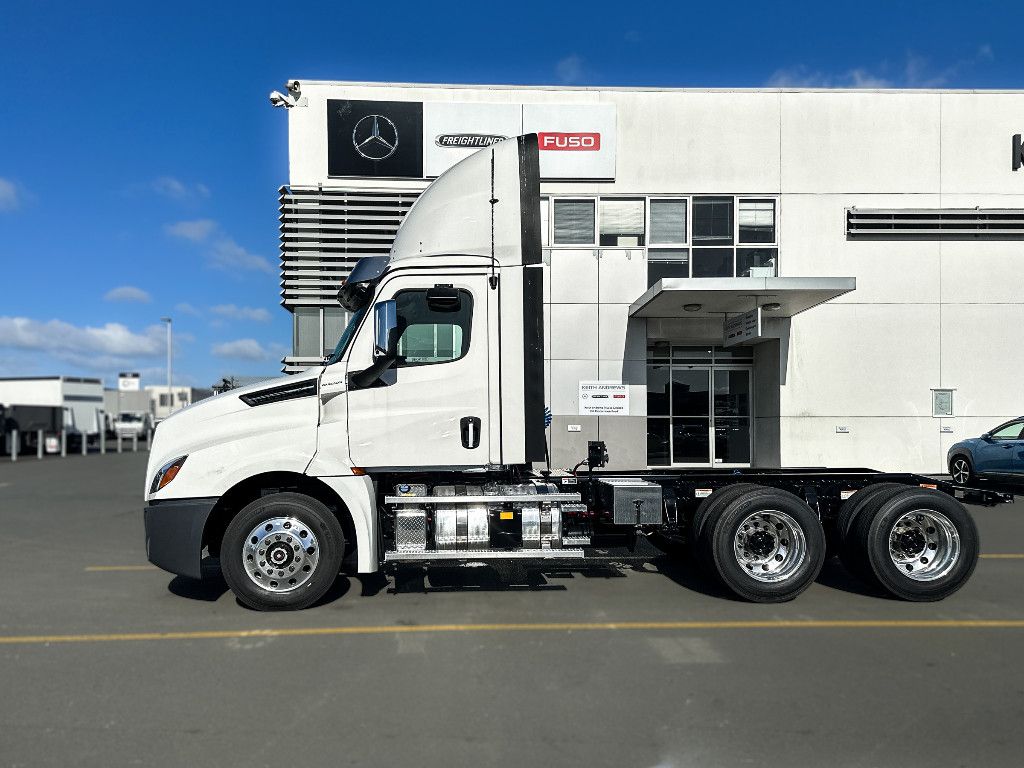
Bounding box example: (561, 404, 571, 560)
(647, 346, 753, 467)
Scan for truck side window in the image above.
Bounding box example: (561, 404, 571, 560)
(394, 289, 473, 366)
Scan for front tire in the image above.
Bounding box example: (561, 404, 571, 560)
(221, 492, 345, 611)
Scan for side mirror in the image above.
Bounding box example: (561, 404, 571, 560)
(373, 300, 398, 359)
(980, 432, 992, 441)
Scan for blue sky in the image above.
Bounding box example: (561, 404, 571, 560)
(0, 0, 1018, 388)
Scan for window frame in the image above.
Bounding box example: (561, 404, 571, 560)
(598, 196, 646, 247)
(737, 198, 779, 246)
(647, 197, 689, 247)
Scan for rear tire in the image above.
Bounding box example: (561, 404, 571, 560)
(851, 488, 979, 601)
(948, 455, 974, 486)
(221, 492, 345, 611)
(838, 484, 909, 586)
(703, 489, 826, 602)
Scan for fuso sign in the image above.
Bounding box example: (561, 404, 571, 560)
(538, 132, 601, 151)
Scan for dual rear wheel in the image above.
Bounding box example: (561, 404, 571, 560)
(838, 485, 978, 601)
(688, 483, 978, 603)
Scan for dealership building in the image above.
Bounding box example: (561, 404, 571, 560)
(274, 81, 1024, 474)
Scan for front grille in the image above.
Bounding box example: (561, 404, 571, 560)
(847, 208, 1024, 238)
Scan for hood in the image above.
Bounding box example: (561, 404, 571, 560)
(146, 368, 320, 492)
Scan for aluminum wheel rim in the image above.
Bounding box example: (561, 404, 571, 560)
(243, 517, 319, 593)
(950, 459, 971, 485)
(888, 509, 960, 582)
(733, 510, 808, 583)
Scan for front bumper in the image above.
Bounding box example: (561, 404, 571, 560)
(144, 497, 219, 579)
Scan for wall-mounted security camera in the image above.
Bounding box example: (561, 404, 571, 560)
(287, 80, 301, 94)
(269, 90, 297, 108)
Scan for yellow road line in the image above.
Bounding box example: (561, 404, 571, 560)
(84, 565, 159, 572)
(980, 554, 1024, 559)
(2, 619, 1024, 646)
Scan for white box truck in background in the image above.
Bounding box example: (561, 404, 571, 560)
(0, 376, 105, 453)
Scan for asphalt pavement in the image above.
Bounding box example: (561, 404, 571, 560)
(1, 452, 1022, 768)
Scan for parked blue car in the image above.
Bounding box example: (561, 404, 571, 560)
(947, 417, 1024, 485)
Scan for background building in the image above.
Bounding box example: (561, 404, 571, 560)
(276, 81, 1024, 473)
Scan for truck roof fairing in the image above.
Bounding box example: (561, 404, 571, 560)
(389, 134, 541, 270)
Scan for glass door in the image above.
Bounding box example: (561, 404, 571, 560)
(647, 345, 753, 467)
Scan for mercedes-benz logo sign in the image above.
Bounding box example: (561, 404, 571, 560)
(352, 114, 398, 161)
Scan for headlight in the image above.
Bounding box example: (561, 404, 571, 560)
(150, 455, 187, 494)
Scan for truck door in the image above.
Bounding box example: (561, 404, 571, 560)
(345, 271, 491, 469)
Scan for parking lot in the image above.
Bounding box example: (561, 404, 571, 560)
(1, 453, 1022, 767)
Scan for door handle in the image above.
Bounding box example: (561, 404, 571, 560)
(460, 416, 481, 449)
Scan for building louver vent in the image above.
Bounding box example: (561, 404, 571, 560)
(846, 208, 1024, 238)
(239, 378, 317, 407)
(279, 186, 421, 307)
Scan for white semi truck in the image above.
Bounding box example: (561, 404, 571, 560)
(144, 136, 985, 610)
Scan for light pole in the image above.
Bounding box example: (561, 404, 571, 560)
(161, 317, 172, 418)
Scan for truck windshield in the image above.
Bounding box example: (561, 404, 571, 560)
(326, 305, 368, 365)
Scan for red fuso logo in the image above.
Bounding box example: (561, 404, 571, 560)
(537, 132, 601, 151)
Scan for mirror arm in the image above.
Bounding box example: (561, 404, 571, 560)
(347, 354, 398, 390)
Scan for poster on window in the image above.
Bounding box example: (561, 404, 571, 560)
(579, 381, 630, 416)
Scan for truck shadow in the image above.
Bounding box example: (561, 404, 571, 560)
(814, 558, 893, 599)
(389, 563, 632, 594)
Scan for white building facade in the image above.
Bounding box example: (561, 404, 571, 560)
(277, 81, 1024, 474)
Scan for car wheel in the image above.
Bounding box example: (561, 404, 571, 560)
(949, 455, 974, 486)
(221, 492, 345, 611)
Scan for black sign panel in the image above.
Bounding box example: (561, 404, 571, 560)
(328, 99, 423, 178)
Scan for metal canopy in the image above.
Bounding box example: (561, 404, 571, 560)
(628, 277, 856, 318)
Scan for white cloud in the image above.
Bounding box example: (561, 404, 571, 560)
(104, 285, 152, 303)
(768, 46, 996, 90)
(556, 54, 584, 84)
(211, 338, 270, 360)
(175, 302, 202, 317)
(149, 176, 210, 201)
(0, 177, 21, 212)
(165, 219, 217, 242)
(209, 237, 275, 275)
(211, 304, 272, 322)
(766, 65, 892, 88)
(0, 317, 166, 359)
(165, 218, 274, 275)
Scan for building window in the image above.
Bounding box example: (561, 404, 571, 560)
(599, 198, 645, 246)
(739, 199, 776, 244)
(649, 199, 687, 245)
(394, 289, 473, 366)
(692, 248, 733, 278)
(322, 308, 348, 356)
(693, 197, 734, 246)
(648, 249, 690, 286)
(553, 199, 596, 245)
(737, 248, 777, 277)
(294, 307, 321, 358)
(158, 394, 169, 407)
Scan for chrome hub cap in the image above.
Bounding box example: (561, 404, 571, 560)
(950, 459, 970, 485)
(243, 517, 319, 593)
(733, 510, 808, 583)
(888, 509, 960, 581)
